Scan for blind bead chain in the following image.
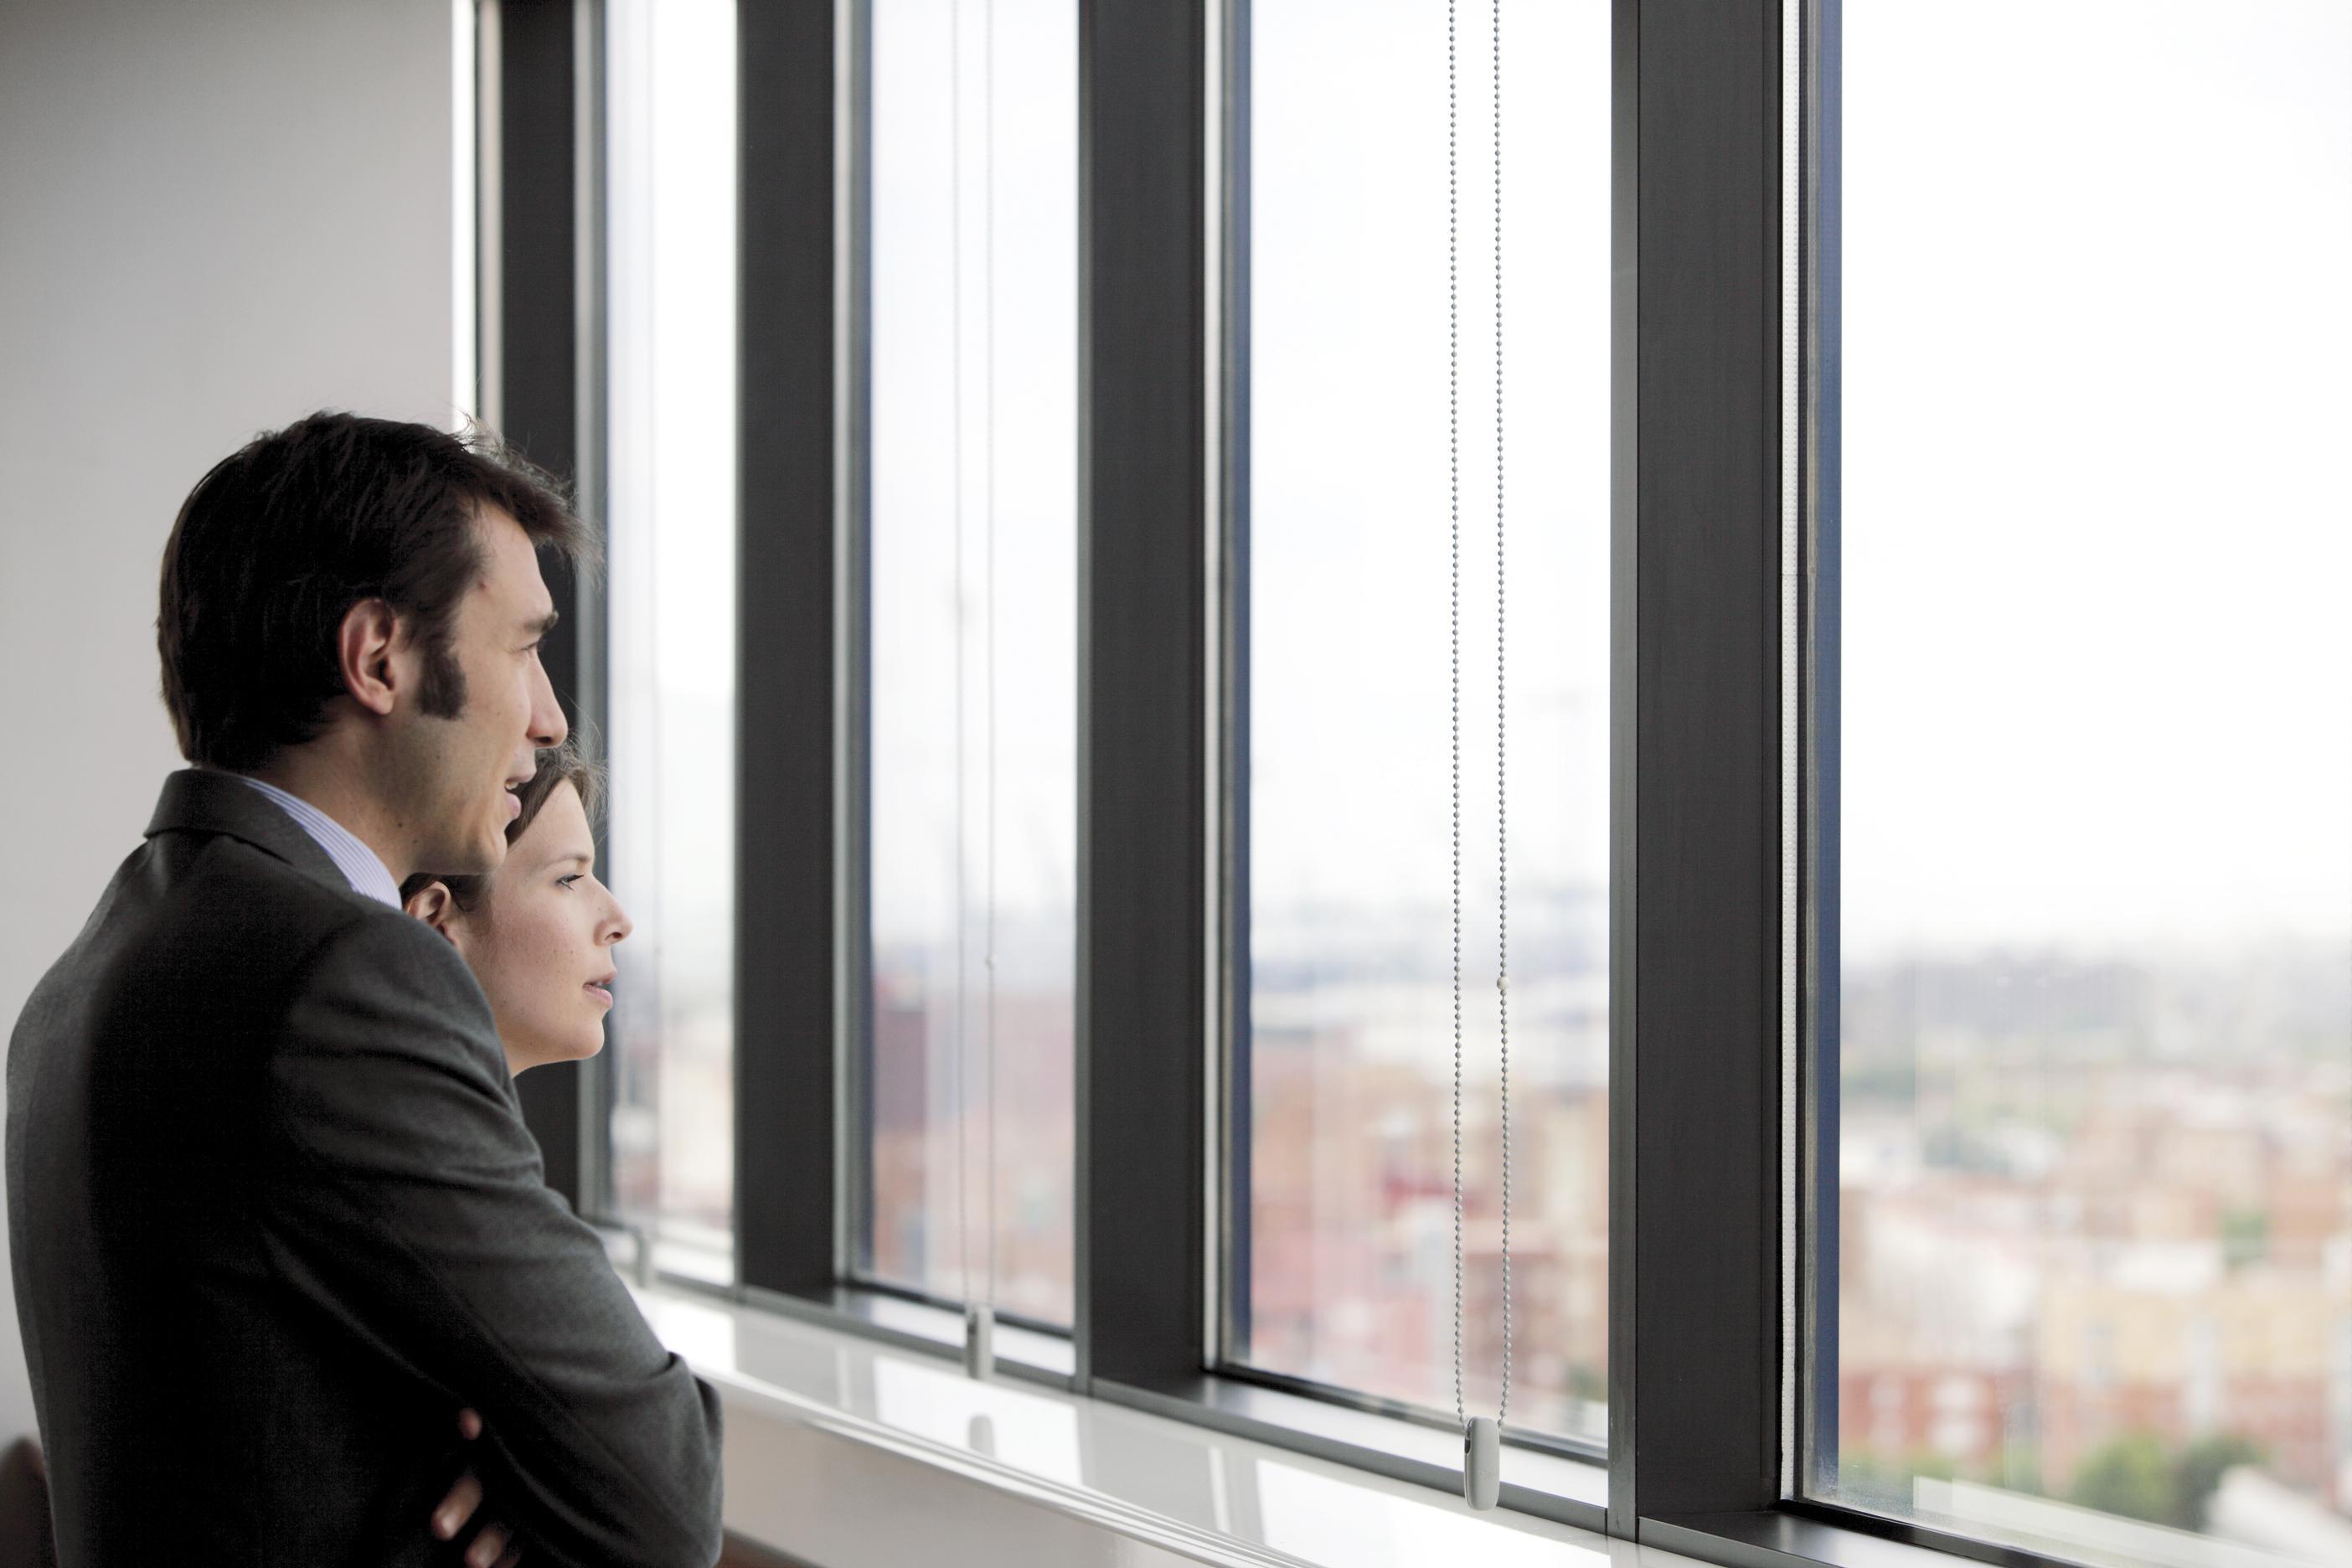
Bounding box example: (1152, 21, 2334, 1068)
(1452, 0, 1510, 1507)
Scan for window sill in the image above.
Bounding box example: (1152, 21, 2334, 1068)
(1094, 1374, 1606, 1532)
(595, 1224, 1080, 1385)
(1643, 1499, 2282, 1568)
(630, 1281, 1626, 1568)
(621, 1276, 2085, 1568)
(1642, 1513, 2032, 1568)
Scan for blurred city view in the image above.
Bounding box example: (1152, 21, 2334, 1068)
(1828, 946, 2352, 1561)
(868, 924, 1075, 1325)
(1241, 895, 1609, 1442)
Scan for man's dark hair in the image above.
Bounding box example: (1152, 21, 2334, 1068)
(157, 410, 592, 772)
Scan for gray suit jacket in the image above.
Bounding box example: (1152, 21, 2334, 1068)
(7, 770, 724, 1566)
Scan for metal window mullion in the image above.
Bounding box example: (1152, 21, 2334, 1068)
(1075, 0, 1211, 1395)
(1778, 0, 1804, 1503)
(832, 0, 875, 1294)
(1605, 0, 1642, 1536)
(570, 0, 613, 1223)
(1612, 0, 1788, 1537)
(1210, 0, 1254, 1378)
(735, 0, 845, 1297)
(1799, 0, 1843, 1499)
(498, 0, 591, 1211)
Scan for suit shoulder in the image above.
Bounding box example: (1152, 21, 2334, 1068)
(14, 833, 379, 1061)
(147, 835, 499, 1055)
(172, 838, 473, 997)
(293, 897, 498, 1030)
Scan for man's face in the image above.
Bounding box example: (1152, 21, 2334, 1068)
(401, 508, 568, 877)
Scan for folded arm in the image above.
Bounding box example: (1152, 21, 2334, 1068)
(265, 914, 724, 1568)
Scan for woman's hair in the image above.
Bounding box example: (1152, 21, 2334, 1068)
(399, 740, 606, 914)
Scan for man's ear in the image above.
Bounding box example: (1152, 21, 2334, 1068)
(337, 596, 406, 718)
(402, 880, 462, 946)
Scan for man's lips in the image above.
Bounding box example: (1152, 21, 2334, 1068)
(503, 765, 534, 823)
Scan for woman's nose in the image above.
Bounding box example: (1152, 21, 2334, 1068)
(605, 898, 633, 945)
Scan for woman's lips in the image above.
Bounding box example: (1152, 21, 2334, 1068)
(585, 979, 614, 1008)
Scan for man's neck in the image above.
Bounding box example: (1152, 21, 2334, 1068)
(244, 745, 416, 886)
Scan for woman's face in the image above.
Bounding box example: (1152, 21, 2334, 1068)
(431, 781, 630, 1074)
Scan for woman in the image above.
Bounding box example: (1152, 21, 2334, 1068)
(400, 741, 632, 1563)
(400, 741, 630, 1076)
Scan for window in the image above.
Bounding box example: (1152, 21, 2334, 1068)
(1815, 3, 2352, 1560)
(536, 3, 2352, 1559)
(860, 0, 1079, 1328)
(1227, 0, 1610, 1444)
(601, 0, 740, 1266)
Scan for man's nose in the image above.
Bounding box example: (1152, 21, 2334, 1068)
(529, 653, 568, 749)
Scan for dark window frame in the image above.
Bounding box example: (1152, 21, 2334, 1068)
(492, 3, 2131, 1565)
(730, 0, 847, 1299)
(1607, 0, 1787, 1538)
(494, 0, 608, 1219)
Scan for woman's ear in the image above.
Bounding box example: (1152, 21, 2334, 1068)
(402, 879, 462, 946)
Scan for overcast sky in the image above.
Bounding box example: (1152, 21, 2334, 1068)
(619, 1, 2351, 971)
(1841, 0, 2352, 957)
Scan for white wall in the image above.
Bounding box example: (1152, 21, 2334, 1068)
(0, 0, 459, 1445)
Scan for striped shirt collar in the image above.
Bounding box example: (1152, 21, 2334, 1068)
(236, 776, 403, 909)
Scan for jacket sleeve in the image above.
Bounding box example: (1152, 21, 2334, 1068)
(261, 910, 725, 1568)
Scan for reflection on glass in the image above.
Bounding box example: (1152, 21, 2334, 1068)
(603, 0, 737, 1252)
(1825, 4, 2352, 1560)
(870, 1359, 1085, 1483)
(864, 0, 1077, 1325)
(1239, 0, 1609, 1441)
(1256, 1458, 1614, 1567)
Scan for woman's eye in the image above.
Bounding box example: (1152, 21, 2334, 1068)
(557, 874, 583, 890)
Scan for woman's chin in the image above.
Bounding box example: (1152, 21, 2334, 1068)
(506, 1034, 606, 1075)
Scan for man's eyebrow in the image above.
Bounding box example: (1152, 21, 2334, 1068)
(524, 610, 561, 637)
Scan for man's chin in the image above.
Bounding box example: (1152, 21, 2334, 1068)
(468, 815, 513, 869)
(415, 833, 503, 882)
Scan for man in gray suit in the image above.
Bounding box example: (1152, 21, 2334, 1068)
(7, 413, 724, 1565)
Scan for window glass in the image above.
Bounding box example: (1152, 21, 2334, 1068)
(602, 0, 739, 1266)
(1824, 4, 2352, 1557)
(1234, 0, 1610, 1442)
(864, 0, 1078, 1326)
